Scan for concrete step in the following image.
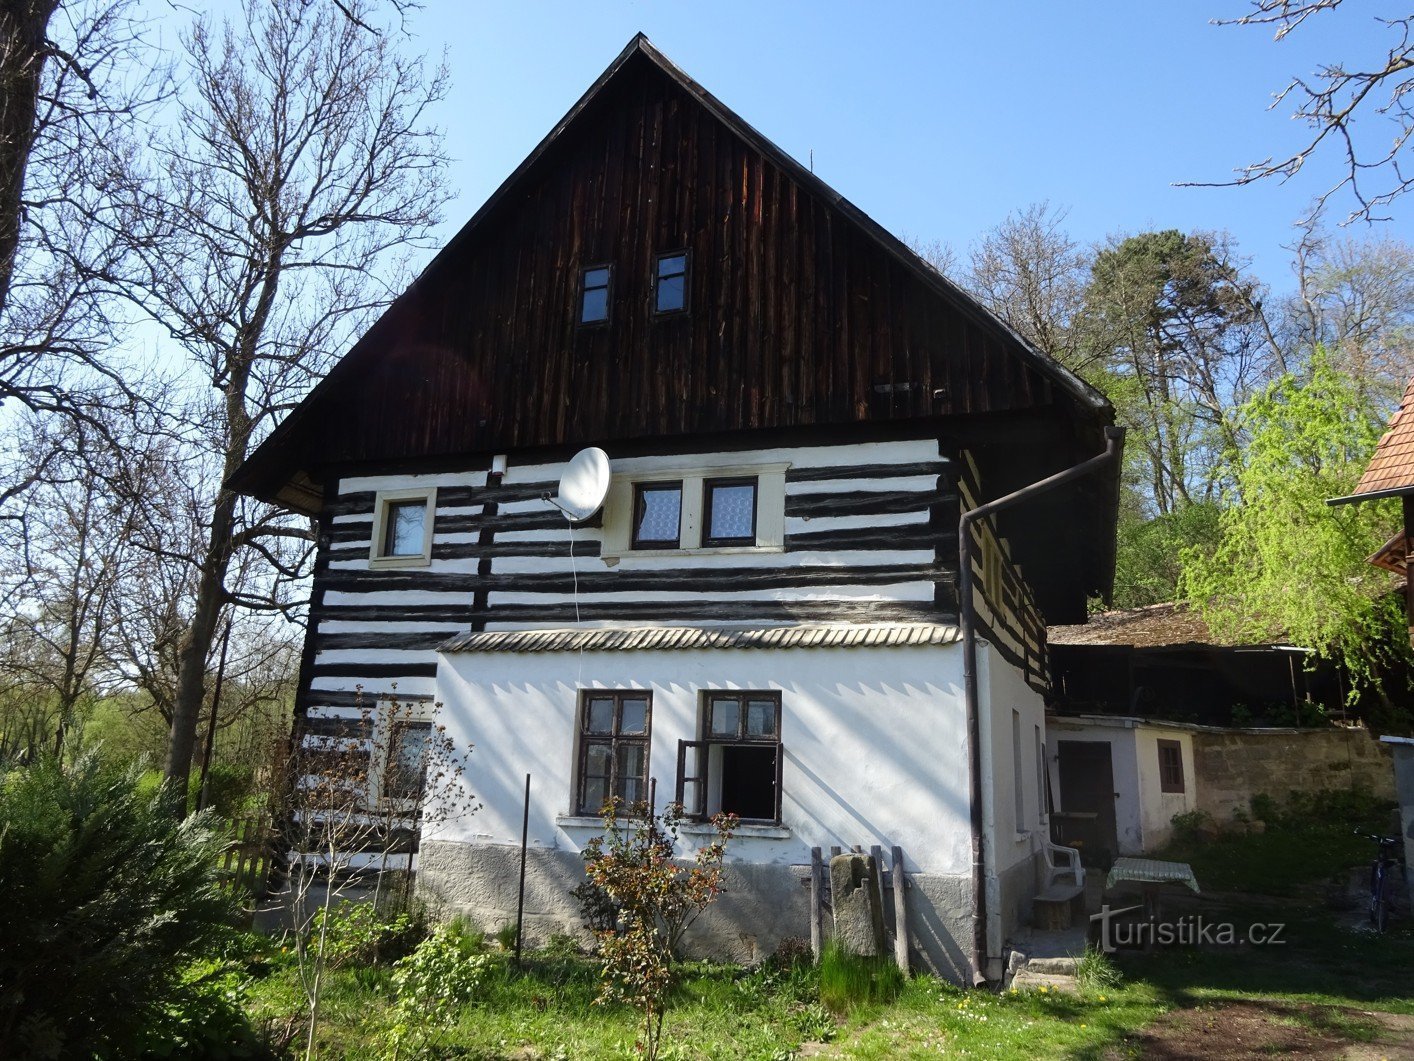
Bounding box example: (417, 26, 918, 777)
(1024, 956, 1077, 977)
(1008, 970, 1078, 993)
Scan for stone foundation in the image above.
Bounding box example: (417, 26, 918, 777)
(416, 840, 976, 980)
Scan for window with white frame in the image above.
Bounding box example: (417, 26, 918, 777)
(676, 691, 782, 823)
(369, 489, 435, 567)
(602, 464, 787, 559)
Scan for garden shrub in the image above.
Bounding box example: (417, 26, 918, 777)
(384, 926, 493, 1059)
(1169, 808, 1214, 843)
(311, 900, 424, 968)
(0, 755, 238, 1059)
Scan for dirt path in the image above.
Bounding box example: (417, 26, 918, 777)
(1110, 1003, 1414, 1060)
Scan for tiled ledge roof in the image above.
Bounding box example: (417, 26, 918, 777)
(439, 622, 962, 654)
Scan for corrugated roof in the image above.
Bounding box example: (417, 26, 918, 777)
(439, 623, 962, 654)
(1351, 376, 1414, 499)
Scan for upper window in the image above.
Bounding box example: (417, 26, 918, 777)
(632, 481, 683, 549)
(654, 252, 688, 314)
(581, 265, 612, 324)
(677, 691, 782, 823)
(702, 477, 758, 547)
(383, 720, 432, 802)
(369, 489, 434, 566)
(576, 691, 652, 815)
(1157, 739, 1185, 794)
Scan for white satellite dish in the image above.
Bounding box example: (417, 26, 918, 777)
(551, 447, 611, 521)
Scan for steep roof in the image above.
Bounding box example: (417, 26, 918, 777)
(226, 35, 1120, 620)
(1048, 602, 1291, 650)
(1335, 376, 1414, 503)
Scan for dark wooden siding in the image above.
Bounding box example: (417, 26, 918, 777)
(297, 57, 1066, 475)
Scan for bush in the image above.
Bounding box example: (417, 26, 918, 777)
(816, 942, 904, 1014)
(0, 755, 238, 1059)
(312, 900, 425, 969)
(384, 926, 493, 1059)
(1170, 808, 1214, 844)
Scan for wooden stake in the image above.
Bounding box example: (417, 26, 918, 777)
(892, 845, 909, 976)
(809, 846, 822, 961)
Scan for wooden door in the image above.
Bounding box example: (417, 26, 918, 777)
(1055, 740, 1118, 868)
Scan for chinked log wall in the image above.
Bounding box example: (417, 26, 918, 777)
(299, 437, 970, 735)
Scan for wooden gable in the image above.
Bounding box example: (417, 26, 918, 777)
(230, 35, 1118, 622)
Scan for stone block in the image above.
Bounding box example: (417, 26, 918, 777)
(830, 853, 886, 957)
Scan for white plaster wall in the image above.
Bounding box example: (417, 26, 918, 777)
(1134, 726, 1196, 850)
(1047, 722, 1144, 856)
(979, 643, 1048, 875)
(425, 643, 973, 876)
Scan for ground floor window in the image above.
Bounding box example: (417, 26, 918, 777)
(677, 691, 782, 823)
(575, 691, 652, 815)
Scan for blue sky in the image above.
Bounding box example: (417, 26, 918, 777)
(425, 1, 1412, 292)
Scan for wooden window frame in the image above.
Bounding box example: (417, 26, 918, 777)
(700, 476, 758, 547)
(630, 480, 683, 550)
(676, 691, 783, 824)
(368, 488, 435, 568)
(575, 690, 653, 817)
(1157, 739, 1185, 794)
(579, 263, 613, 326)
(653, 250, 689, 316)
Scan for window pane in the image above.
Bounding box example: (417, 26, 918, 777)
(658, 254, 686, 279)
(386, 724, 430, 799)
(581, 267, 610, 323)
(618, 774, 644, 806)
(707, 481, 756, 542)
(634, 484, 681, 545)
(656, 272, 685, 313)
(709, 698, 739, 737)
(581, 776, 608, 815)
(586, 698, 615, 734)
(746, 699, 777, 738)
(620, 698, 648, 735)
(384, 501, 426, 556)
(584, 742, 613, 777)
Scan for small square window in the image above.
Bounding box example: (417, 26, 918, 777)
(702, 477, 757, 546)
(370, 491, 433, 565)
(632, 481, 682, 548)
(1157, 739, 1185, 794)
(581, 265, 611, 324)
(654, 252, 688, 314)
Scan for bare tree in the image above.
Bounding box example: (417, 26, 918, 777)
(1196, 1, 1414, 223)
(964, 202, 1094, 374)
(111, 0, 449, 798)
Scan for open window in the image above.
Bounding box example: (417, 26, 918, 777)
(677, 692, 782, 823)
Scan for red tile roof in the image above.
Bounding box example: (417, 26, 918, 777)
(1352, 377, 1414, 498)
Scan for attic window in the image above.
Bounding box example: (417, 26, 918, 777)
(369, 489, 434, 567)
(581, 265, 611, 324)
(654, 252, 688, 314)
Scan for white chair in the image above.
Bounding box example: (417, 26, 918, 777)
(1037, 836, 1085, 896)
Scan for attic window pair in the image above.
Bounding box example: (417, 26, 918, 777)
(579, 252, 688, 323)
(634, 477, 757, 549)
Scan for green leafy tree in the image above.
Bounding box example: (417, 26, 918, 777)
(1180, 355, 1407, 690)
(0, 754, 234, 1058)
(582, 799, 737, 1061)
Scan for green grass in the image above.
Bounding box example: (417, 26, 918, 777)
(817, 943, 905, 1014)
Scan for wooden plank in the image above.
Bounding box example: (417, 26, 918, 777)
(892, 845, 910, 976)
(809, 846, 823, 961)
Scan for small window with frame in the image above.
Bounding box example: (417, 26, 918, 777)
(702, 477, 757, 547)
(383, 720, 432, 802)
(677, 691, 782, 823)
(580, 264, 612, 324)
(370, 490, 434, 566)
(631, 481, 683, 549)
(576, 691, 652, 816)
(654, 251, 688, 315)
(1157, 739, 1185, 794)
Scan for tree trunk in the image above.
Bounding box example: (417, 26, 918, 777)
(0, 0, 57, 323)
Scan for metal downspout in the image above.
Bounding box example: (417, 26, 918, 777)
(960, 425, 1125, 984)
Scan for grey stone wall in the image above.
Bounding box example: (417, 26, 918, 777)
(1192, 727, 1395, 821)
(416, 840, 976, 981)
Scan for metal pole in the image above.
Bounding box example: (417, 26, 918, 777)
(196, 617, 233, 813)
(514, 773, 531, 967)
